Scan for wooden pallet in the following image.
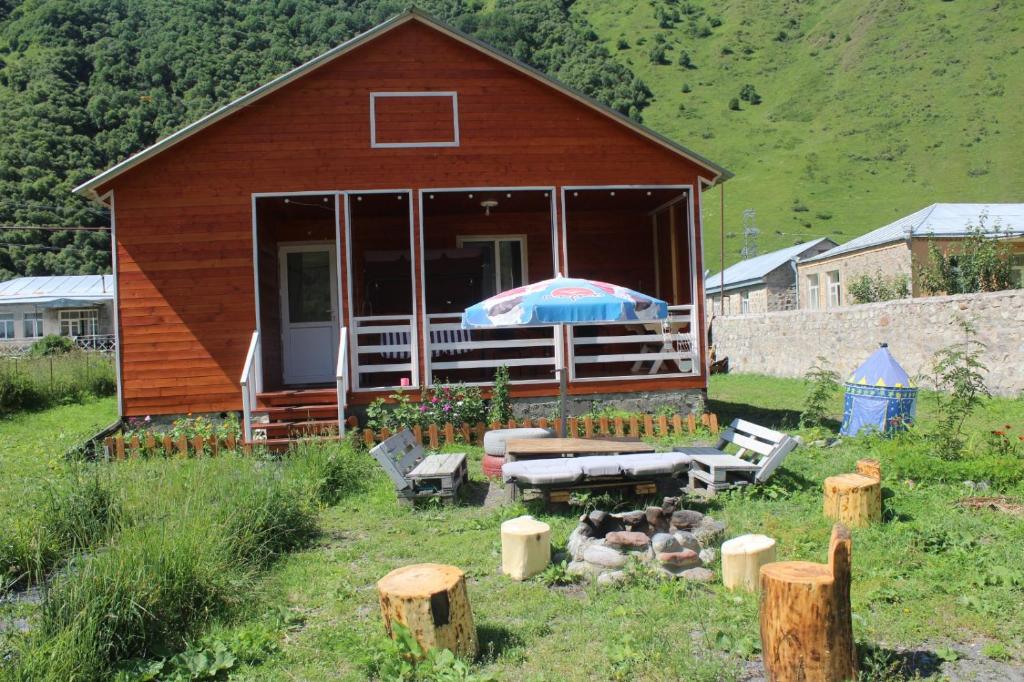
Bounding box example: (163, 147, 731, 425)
(399, 453, 468, 506)
(686, 469, 752, 497)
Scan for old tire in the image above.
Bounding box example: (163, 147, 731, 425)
(482, 454, 505, 479)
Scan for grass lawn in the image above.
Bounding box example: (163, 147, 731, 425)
(231, 374, 1024, 680)
(2, 378, 1023, 680)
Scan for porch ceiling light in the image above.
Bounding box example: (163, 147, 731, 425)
(480, 199, 499, 216)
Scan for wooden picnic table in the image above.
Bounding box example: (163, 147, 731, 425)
(504, 437, 654, 463)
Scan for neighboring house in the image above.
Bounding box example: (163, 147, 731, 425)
(72, 10, 731, 440)
(705, 238, 837, 316)
(797, 203, 1024, 309)
(0, 275, 115, 353)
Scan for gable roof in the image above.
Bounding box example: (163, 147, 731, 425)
(800, 203, 1024, 264)
(0, 275, 114, 304)
(74, 9, 731, 201)
(705, 238, 834, 294)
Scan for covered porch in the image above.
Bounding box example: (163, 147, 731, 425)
(243, 185, 703, 443)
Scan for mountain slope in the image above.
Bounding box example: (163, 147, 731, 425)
(576, 0, 1024, 271)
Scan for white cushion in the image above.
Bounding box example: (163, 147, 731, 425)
(484, 428, 553, 456)
(577, 456, 624, 478)
(502, 458, 583, 485)
(618, 452, 692, 477)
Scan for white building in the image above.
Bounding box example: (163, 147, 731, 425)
(0, 275, 115, 353)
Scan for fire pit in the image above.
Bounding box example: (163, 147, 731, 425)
(565, 497, 725, 585)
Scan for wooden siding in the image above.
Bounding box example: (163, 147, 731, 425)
(104, 20, 712, 415)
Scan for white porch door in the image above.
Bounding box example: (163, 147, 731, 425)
(280, 243, 339, 385)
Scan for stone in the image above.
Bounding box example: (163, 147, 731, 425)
(699, 548, 717, 564)
(567, 526, 600, 561)
(596, 570, 627, 586)
(662, 496, 681, 515)
(588, 510, 609, 527)
(566, 560, 602, 577)
(617, 510, 646, 526)
(672, 530, 701, 553)
(657, 549, 701, 568)
(671, 510, 704, 530)
(583, 545, 628, 569)
(651, 533, 681, 554)
(693, 518, 726, 546)
(604, 531, 651, 552)
(680, 567, 715, 583)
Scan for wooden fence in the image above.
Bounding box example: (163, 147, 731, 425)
(359, 412, 719, 449)
(101, 412, 719, 460)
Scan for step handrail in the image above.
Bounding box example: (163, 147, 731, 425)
(336, 326, 348, 436)
(240, 331, 260, 443)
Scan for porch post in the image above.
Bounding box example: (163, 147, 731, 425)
(670, 202, 680, 305)
(411, 189, 427, 388)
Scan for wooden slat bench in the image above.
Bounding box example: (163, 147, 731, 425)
(370, 429, 467, 506)
(675, 418, 798, 496)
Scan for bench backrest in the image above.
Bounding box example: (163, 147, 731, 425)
(716, 418, 798, 483)
(369, 429, 425, 491)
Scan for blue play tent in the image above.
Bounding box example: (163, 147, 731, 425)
(840, 343, 917, 437)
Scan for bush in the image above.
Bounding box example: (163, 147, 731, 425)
(287, 440, 375, 506)
(677, 50, 694, 68)
(848, 272, 910, 303)
(800, 358, 840, 428)
(728, 97, 740, 111)
(29, 334, 74, 356)
(739, 83, 762, 105)
(915, 217, 1017, 295)
(649, 43, 669, 65)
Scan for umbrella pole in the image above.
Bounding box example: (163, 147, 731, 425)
(559, 323, 568, 437)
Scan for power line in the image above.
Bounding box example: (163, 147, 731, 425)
(0, 243, 110, 252)
(0, 225, 110, 232)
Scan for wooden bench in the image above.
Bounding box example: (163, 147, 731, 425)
(370, 429, 468, 506)
(675, 418, 798, 496)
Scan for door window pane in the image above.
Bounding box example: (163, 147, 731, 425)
(287, 251, 332, 323)
(59, 309, 98, 336)
(498, 240, 523, 291)
(459, 237, 525, 300)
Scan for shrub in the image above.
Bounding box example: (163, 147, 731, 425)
(287, 440, 375, 506)
(928, 318, 990, 457)
(848, 272, 910, 303)
(800, 358, 840, 428)
(728, 97, 740, 111)
(677, 50, 694, 68)
(29, 334, 74, 356)
(681, 83, 692, 93)
(915, 216, 1017, 295)
(488, 365, 512, 424)
(739, 83, 762, 105)
(616, 37, 629, 50)
(649, 43, 669, 65)
(0, 352, 116, 413)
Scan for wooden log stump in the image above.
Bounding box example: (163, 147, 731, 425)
(501, 515, 551, 581)
(824, 459, 882, 528)
(721, 534, 776, 592)
(759, 524, 856, 682)
(377, 563, 477, 659)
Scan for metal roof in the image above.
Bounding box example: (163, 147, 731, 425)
(800, 203, 1024, 264)
(0, 275, 114, 304)
(74, 9, 732, 201)
(705, 238, 834, 294)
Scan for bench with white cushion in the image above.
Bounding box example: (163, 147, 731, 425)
(675, 418, 797, 496)
(501, 452, 692, 501)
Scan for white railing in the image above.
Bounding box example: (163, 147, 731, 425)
(336, 327, 348, 436)
(75, 334, 116, 352)
(424, 313, 558, 386)
(569, 304, 699, 382)
(240, 331, 261, 443)
(350, 315, 417, 390)
(0, 334, 117, 357)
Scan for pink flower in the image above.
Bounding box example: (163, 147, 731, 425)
(443, 404, 452, 412)
(431, 396, 439, 403)
(419, 405, 428, 412)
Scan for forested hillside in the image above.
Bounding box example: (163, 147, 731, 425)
(0, 0, 1021, 279)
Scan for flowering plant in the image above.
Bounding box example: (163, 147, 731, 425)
(987, 424, 1023, 459)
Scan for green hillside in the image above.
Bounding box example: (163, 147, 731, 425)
(577, 0, 1024, 271)
(0, 0, 1020, 278)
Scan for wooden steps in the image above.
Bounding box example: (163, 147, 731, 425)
(248, 388, 341, 451)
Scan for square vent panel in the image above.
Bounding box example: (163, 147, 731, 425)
(370, 92, 459, 148)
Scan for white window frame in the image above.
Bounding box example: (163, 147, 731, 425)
(369, 92, 460, 148)
(59, 308, 99, 337)
(740, 290, 750, 314)
(455, 234, 529, 296)
(23, 311, 43, 338)
(807, 274, 820, 310)
(0, 313, 14, 339)
(1011, 253, 1024, 288)
(826, 271, 842, 308)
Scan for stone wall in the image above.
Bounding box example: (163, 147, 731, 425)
(713, 289, 1024, 396)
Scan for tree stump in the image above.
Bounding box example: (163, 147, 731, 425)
(824, 459, 882, 528)
(759, 524, 856, 682)
(377, 563, 478, 659)
(721, 534, 777, 592)
(501, 515, 551, 581)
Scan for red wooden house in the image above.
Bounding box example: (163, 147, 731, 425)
(75, 10, 731, 445)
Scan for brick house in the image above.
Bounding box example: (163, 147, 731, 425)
(796, 203, 1024, 309)
(705, 238, 836, 316)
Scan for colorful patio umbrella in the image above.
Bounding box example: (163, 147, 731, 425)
(462, 276, 669, 434)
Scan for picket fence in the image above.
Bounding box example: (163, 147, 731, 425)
(101, 412, 719, 460)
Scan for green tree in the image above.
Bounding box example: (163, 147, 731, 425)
(915, 217, 1016, 295)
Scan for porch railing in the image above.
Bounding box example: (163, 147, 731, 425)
(240, 331, 261, 443)
(424, 313, 559, 386)
(569, 304, 699, 382)
(0, 334, 117, 357)
(336, 326, 348, 436)
(350, 315, 417, 390)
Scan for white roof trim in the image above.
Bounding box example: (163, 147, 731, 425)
(74, 9, 731, 200)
